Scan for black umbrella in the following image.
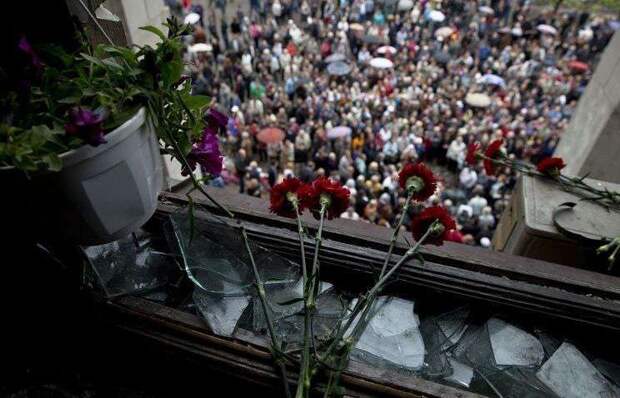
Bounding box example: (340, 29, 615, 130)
(363, 34, 387, 44)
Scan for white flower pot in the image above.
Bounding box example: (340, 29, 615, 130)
(55, 108, 162, 245)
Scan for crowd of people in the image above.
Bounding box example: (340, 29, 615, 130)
(171, 0, 617, 246)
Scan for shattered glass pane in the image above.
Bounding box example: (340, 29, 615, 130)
(82, 231, 175, 298)
(594, 358, 620, 387)
(437, 307, 470, 350)
(351, 297, 425, 371)
(443, 357, 474, 388)
(488, 318, 544, 367)
(419, 318, 451, 378)
(194, 289, 251, 336)
(536, 342, 619, 398)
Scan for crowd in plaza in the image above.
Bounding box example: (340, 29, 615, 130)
(171, 0, 617, 246)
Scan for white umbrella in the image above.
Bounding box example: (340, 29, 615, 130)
(327, 61, 352, 76)
(511, 27, 523, 37)
(398, 0, 414, 11)
(479, 6, 494, 15)
(325, 53, 347, 63)
(370, 57, 394, 69)
(537, 24, 558, 35)
(184, 12, 200, 25)
(327, 126, 352, 139)
(465, 93, 491, 108)
(376, 46, 397, 55)
(427, 10, 446, 23)
(189, 43, 213, 53)
(480, 73, 505, 87)
(435, 26, 454, 39)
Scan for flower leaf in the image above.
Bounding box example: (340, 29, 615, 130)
(183, 95, 211, 111)
(42, 153, 62, 171)
(139, 25, 167, 41)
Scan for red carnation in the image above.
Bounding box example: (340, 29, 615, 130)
(536, 157, 566, 176)
(465, 142, 481, 166)
(398, 163, 437, 201)
(410, 206, 456, 246)
(301, 177, 350, 220)
(269, 177, 305, 218)
(483, 139, 504, 176)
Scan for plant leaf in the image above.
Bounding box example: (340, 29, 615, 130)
(42, 153, 63, 172)
(139, 25, 166, 41)
(183, 95, 211, 111)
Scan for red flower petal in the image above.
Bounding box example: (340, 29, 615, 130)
(398, 163, 437, 201)
(410, 206, 456, 246)
(302, 177, 350, 220)
(483, 139, 504, 176)
(536, 157, 566, 175)
(269, 177, 304, 218)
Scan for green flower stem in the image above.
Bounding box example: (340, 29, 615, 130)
(295, 203, 327, 398)
(379, 190, 414, 279)
(321, 225, 436, 397)
(294, 203, 310, 398)
(481, 154, 620, 207)
(157, 99, 291, 398)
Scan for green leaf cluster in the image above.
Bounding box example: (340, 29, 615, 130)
(0, 17, 209, 174)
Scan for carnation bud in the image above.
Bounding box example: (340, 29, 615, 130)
(406, 176, 425, 194)
(429, 219, 445, 237)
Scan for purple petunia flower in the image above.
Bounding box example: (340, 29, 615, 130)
(182, 126, 223, 177)
(64, 107, 107, 147)
(17, 37, 43, 76)
(205, 107, 228, 132)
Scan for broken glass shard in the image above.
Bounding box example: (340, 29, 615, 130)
(419, 318, 451, 378)
(193, 289, 251, 336)
(536, 342, 619, 398)
(436, 307, 470, 349)
(593, 358, 620, 387)
(82, 232, 174, 297)
(351, 296, 425, 370)
(488, 318, 544, 367)
(444, 357, 474, 388)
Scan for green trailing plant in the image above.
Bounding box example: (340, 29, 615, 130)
(0, 18, 210, 174)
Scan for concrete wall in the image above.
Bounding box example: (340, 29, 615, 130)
(555, 31, 620, 183)
(115, 0, 170, 47)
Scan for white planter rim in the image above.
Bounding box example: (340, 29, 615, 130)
(60, 107, 147, 168)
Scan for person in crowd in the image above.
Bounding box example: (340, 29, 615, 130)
(178, 0, 614, 246)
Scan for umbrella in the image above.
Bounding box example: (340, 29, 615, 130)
(435, 26, 454, 39)
(609, 20, 620, 31)
(480, 73, 505, 87)
(479, 6, 494, 15)
(370, 57, 394, 69)
(433, 51, 450, 64)
(327, 126, 352, 139)
(363, 34, 387, 44)
(398, 0, 414, 11)
(349, 23, 364, 32)
(511, 27, 523, 37)
(257, 128, 285, 144)
(568, 60, 588, 73)
(376, 46, 397, 55)
(427, 10, 446, 23)
(465, 93, 491, 108)
(184, 12, 200, 25)
(189, 43, 212, 53)
(537, 24, 557, 35)
(325, 53, 347, 63)
(327, 61, 352, 76)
